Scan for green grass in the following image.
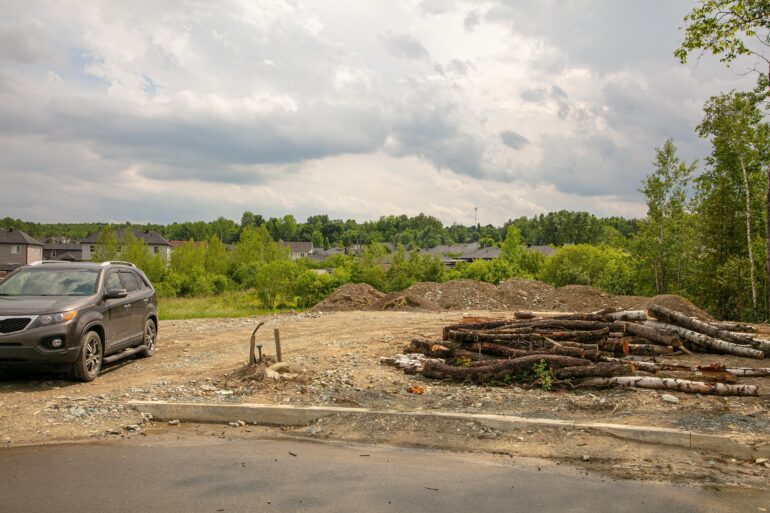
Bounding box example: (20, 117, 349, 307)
(158, 290, 276, 320)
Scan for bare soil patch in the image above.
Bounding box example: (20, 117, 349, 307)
(311, 283, 384, 312)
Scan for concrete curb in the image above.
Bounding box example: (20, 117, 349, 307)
(130, 401, 769, 461)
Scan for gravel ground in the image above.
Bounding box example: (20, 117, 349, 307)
(1, 311, 769, 487)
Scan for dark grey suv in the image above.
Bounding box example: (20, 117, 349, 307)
(0, 261, 158, 381)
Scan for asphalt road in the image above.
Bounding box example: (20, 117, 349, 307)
(0, 437, 766, 513)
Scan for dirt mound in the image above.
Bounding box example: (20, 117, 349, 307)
(311, 283, 385, 312)
(404, 279, 504, 310)
(368, 292, 442, 312)
(497, 278, 557, 310)
(646, 294, 713, 321)
(311, 280, 715, 318)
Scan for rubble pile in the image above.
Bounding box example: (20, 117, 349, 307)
(385, 304, 770, 397)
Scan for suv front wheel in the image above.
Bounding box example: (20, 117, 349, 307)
(71, 330, 103, 382)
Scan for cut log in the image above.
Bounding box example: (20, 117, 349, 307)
(462, 342, 603, 362)
(490, 319, 612, 331)
(538, 327, 610, 342)
(553, 362, 635, 379)
(643, 320, 764, 359)
(710, 321, 756, 333)
(407, 339, 453, 357)
(604, 310, 648, 321)
(514, 311, 536, 319)
(654, 370, 737, 383)
(725, 367, 770, 377)
(577, 376, 758, 396)
(442, 320, 514, 340)
(616, 322, 681, 347)
(648, 303, 770, 354)
(420, 355, 591, 383)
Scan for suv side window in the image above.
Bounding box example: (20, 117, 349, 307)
(119, 271, 142, 293)
(104, 271, 122, 291)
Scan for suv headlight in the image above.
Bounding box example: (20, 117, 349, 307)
(38, 310, 78, 326)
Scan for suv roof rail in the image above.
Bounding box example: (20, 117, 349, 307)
(29, 260, 71, 265)
(100, 261, 136, 268)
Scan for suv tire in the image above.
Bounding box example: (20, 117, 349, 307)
(138, 318, 157, 358)
(71, 330, 103, 382)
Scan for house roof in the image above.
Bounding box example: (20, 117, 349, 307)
(526, 245, 555, 257)
(462, 246, 501, 260)
(423, 243, 480, 257)
(82, 228, 171, 246)
(281, 241, 313, 253)
(54, 251, 82, 261)
(0, 228, 43, 246)
(43, 243, 82, 251)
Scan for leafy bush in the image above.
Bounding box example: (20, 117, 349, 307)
(539, 244, 637, 295)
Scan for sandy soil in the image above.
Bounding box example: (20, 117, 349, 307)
(1, 310, 769, 487)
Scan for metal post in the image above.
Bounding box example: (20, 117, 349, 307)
(249, 322, 265, 365)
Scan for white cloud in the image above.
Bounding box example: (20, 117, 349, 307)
(0, 0, 756, 225)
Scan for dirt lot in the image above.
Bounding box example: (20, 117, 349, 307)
(1, 310, 769, 488)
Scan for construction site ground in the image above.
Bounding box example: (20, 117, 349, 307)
(1, 310, 770, 489)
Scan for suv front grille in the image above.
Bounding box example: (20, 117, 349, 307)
(0, 318, 32, 334)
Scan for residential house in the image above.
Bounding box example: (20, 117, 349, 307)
(0, 228, 43, 276)
(422, 242, 553, 268)
(281, 241, 314, 260)
(43, 243, 83, 262)
(81, 229, 172, 262)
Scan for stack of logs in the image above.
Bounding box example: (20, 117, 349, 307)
(400, 304, 770, 397)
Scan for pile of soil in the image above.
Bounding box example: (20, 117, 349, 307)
(311, 283, 385, 312)
(403, 279, 504, 310)
(368, 292, 442, 312)
(645, 294, 713, 321)
(313, 279, 715, 318)
(497, 278, 557, 310)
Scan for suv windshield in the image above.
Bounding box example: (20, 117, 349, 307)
(0, 268, 100, 296)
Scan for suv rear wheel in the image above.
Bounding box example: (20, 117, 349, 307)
(71, 330, 103, 382)
(138, 318, 157, 357)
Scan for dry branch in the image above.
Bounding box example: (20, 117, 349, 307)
(421, 355, 591, 383)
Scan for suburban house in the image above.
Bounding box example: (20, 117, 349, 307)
(281, 241, 314, 260)
(422, 242, 555, 268)
(81, 229, 172, 262)
(0, 228, 43, 276)
(43, 242, 83, 262)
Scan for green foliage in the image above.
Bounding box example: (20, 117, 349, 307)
(676, 0, 770, 65)
(92, 227, 118, 262)
(532, 360, 553, 392)
(540, 244, 636, 295)
(632, 139, 696, 296)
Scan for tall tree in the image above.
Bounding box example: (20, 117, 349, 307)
(677, 0, 770, 315)
(635, 139, 696, 295)
(698, 92, 769, 313)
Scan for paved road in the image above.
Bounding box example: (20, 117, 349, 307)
(0, 437, 766, 512)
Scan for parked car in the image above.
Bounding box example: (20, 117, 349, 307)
(0, 261, 158, 381)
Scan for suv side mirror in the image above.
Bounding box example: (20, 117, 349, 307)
(105, 288, 128, 299)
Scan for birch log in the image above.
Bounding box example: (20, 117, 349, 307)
(643, 320, 764, 359)
(647, 303, 770, 354)
(604, 310, 648, 321)
(578, 376, 758, 396)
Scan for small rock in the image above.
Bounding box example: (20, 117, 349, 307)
(265, 369, 281, 380)
(168, 420, 180, 426)
(755, 457, 769, 465)
(269, 362, 291, 374)
(661, 394, 679, 404)
(124, 424, 141, 432)
(582, 454, 591, 462)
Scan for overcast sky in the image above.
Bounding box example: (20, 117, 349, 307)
(0, 0, 755, 226)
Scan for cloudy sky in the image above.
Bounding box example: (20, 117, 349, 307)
(0, 0, 755, 226)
